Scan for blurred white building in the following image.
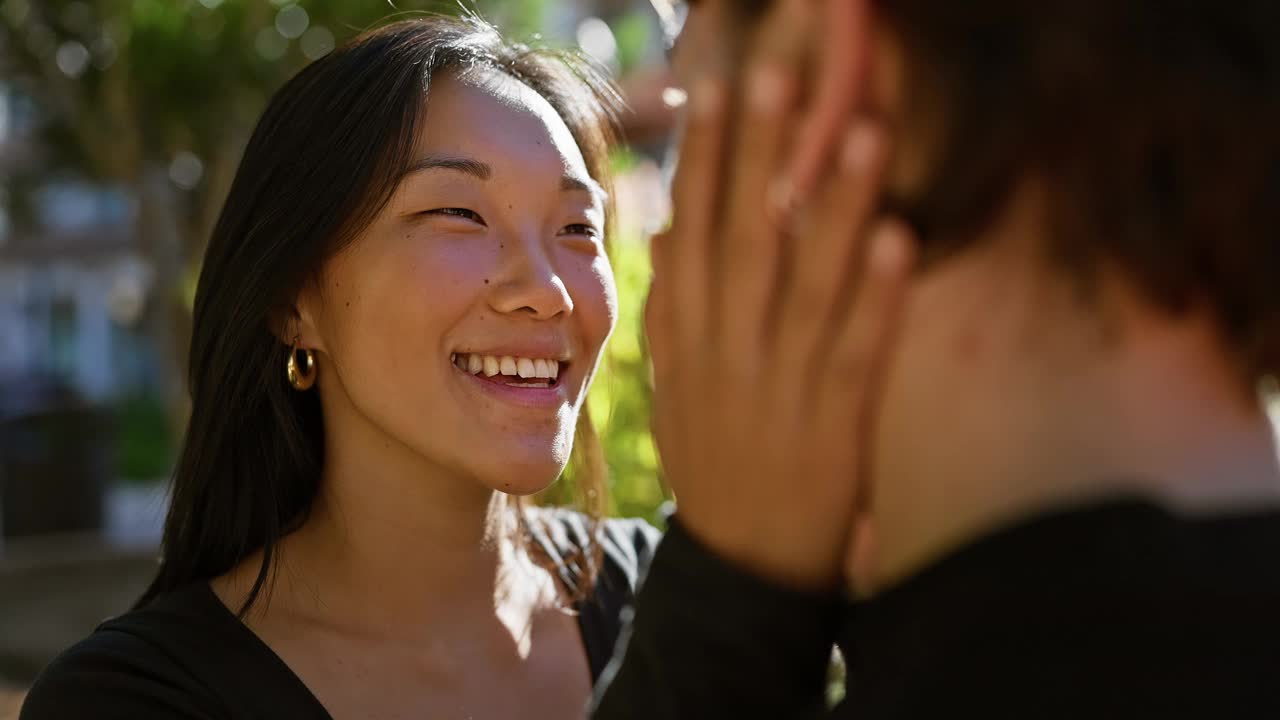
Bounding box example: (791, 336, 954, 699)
(0, 81, 155, 405)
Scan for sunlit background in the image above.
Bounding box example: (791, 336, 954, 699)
(0, 0, 677, 710)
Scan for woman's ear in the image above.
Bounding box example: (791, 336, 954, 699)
(274, 283, 327, 352)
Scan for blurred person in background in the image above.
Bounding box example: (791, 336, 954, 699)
(22, 15, 659, 720)
(595, 0, 1280, 717)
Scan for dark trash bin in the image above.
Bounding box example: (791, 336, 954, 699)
(0, 375, 114, 539)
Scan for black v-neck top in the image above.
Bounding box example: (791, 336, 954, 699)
(21, 511, 660, 720)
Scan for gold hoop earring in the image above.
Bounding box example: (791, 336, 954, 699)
(286, 341, 317, 391)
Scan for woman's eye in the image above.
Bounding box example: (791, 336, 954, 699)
(561, 223, 599, 238)
(425, 208, 485, 224)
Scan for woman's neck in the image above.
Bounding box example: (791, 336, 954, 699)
(217, 405, 561, 650)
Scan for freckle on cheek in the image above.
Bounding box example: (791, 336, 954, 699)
(483, 278, 490, 285)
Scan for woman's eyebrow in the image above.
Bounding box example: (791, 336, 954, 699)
(403, 155, 492, 180)
(562, 175, 609, 204)
(404, 154, 607, 203)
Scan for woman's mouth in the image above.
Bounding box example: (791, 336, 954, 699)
(450, 353, 563, 389)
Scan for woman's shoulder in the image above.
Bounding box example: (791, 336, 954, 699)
(20, 591, 229, 719)
(21, 582, 327, 720)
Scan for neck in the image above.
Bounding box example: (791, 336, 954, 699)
(1043, 292, 1280, 512)
(225, 386, 558, 644)
(869, 236, 1280, 592)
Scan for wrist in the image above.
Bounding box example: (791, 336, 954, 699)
(676, 509, 847, 593)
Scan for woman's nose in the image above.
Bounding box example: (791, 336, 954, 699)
(486, 234, 574, 320)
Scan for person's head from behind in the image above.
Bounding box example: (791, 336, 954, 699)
(668, 0, 1280, 568)
(143, 17, 621, 607)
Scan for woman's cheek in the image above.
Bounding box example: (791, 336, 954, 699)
(604, 261, 620, 320)
(426, 234, 500, 277)
(586, 253, 620, 334)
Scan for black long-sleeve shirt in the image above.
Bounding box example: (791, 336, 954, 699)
(593, 498, 1280, 719)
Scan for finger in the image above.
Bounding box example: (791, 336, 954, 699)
(643, 265, 670, 386)
(648, 220, 669, 282)
(824, 226, 913, 600)
(809, 221, 912, 464)
(717, 0, 810, 363)
(773, 121, 888, 388)
(667, 77, 728, 354)
(645, 229, 670, 344)
(845, 514, 878, 597)
(829, 220, 915, 375)
(774, 0, 871, 218)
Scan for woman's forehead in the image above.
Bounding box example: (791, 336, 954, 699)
(416, 69, 589, 175)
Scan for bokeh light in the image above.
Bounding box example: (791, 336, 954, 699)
(168, 152, 204, 191)
(54, 40, 89, 78)
(275, 4, 309, 40)
(576, 16, 618, 65)
(255, 26, 288, 61)
(300, 25, 334, 61)
(90, 33, 116, 70)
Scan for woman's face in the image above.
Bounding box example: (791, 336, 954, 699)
(297, 69, 617, 495)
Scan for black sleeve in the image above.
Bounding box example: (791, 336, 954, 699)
(591, 516, 842, 720)
(20, 630, 225, 720)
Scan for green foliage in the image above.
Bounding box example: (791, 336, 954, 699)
(112, 394, 174, 482)
(592, 231, 667, 524)
(612, 9, 654, 74)
(0, 0, 563, 191)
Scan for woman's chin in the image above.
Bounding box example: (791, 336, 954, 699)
(479, 459, 568, 497)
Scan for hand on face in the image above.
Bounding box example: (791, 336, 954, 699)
(649, 0, 914, 591)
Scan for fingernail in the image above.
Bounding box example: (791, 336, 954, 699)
(842, 124, 878, 174)
(870, 226, 907, 271)
(767, 177, 796, 222)
(692, 77, 726, 118)
(748, 65, 789, 113)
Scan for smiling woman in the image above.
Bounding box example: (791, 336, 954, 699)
(20, 16, 658, 720)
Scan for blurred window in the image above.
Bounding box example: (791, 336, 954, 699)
(35, 183, 132, 233)
(49, 298, 77, 381)
(0, 83, 9, 143)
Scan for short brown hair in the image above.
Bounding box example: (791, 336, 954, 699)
(876, 2, 1280, 380)
(728, 2, 1280, 380)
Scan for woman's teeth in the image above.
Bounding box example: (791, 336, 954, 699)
(450, 353, 560, 382)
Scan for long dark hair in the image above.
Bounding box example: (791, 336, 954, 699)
(136, 16, 622, 612)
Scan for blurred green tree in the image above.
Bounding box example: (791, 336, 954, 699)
(0, 0, 549, 407)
